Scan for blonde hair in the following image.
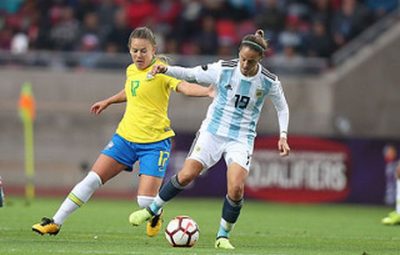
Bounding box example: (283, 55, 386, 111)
(239, 29, 268, 56)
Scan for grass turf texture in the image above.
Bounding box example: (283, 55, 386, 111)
(0, 197, 399, 255)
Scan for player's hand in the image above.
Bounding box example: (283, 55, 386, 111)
(90, 100, 109, 115)
(278, 137, 290, 157)
(150, 65, 168, 76)
(207, 85, 215, 98)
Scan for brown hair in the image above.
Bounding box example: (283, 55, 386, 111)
(239, 29, 268, 56)
(127, 26, 156, 49)
(127, 26, 170, 63)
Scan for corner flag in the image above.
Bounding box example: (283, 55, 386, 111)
(18, 82, 36, 203)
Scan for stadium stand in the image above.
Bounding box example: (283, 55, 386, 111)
(0, 0, 398, 74)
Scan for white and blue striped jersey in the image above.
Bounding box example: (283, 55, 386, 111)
(166, 59, 289, 147)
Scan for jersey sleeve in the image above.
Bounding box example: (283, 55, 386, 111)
(154, 60, 182, 91)
(165, 61, 221, 85)
(268, 78, 289, 137)
(163, 74, 181, 91)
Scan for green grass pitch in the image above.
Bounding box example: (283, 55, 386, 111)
(0, 196, 399, 255)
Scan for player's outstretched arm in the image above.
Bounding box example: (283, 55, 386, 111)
(90, 89, 126, 115)
(150, 64, 168, 76)
(176, 81, 214, 98)
(151, 64, 203, 83)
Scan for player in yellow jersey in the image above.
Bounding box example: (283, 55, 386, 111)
(32, 27, 213, 237)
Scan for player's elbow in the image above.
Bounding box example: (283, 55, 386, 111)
(176, 82, 189, 95)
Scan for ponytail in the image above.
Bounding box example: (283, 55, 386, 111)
(239, 29, 269, 56)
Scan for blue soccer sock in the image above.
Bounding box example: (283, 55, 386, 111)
(217, 195, 243, 239)
(217, 221, 230, 238)
(148, 175, 185, 214)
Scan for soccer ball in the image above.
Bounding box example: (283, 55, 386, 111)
(165, 215, 200, 247)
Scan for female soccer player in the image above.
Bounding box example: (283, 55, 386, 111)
(32, 27, 213, 237)
(129, 29, 290, 249)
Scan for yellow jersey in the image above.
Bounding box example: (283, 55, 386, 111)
(116, 59, 181, 143)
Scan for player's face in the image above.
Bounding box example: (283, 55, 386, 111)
(129, 38, 156, 70)
(239, 46, 262, 77)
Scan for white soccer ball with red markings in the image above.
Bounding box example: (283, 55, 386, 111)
(165, 215, 199, 247)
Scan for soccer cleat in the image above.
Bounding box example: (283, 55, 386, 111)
(129, 208, 153, 226)
(146, 210, 163, 237)
(215, 237, 235, 250)
(382, 211, 400, 225)
(32, 217, 61, 236)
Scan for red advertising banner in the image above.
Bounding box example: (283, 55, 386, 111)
(245, 136, 351, 203)
(170, 133, 399, 204)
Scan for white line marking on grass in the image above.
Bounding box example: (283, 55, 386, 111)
(2, 248, 290, 255)
(6, 249, 291, 255)
(215, 253, 290, 255)
(44, 250, 147, 255)
(5, 246, 290, 255)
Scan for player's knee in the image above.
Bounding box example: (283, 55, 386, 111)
(228, 184, 244, 201)
(177, 171, 197, 186)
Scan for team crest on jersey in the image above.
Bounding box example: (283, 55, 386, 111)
(256, 89, 264, 98)
(195, 145, 201, 152)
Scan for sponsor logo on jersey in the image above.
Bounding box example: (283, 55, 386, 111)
(224, 84, 233, 90)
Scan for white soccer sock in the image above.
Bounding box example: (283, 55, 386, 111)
(153, 194, 166, 207)
(148, 194, 164, 215)
(396, 179, 400, 214)
(137, 195, 155, 208)
(217, 218, 235, 238)
(53, 171, 102, 225)
(220, 218, 235, 232)
(137, 195, 164, 216)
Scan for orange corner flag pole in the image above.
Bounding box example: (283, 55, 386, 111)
(18, 82, 36, 204)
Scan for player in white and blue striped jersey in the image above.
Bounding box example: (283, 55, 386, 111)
(129, 29, 290, 250)
(159, 56, 288, 149)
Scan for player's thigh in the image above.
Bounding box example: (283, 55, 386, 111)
(137, 175, 163, 197)
(92, 154, 127, 184)
(187, 131, 224, 170)
(100, 133, 138, 173)
(137, 138, 172, 178)
(226, 163, 248, 200)
(224, 143, 251, 200)
(224, 141, 252, 171)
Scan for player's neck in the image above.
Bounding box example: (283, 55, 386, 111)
(243, 65, 259, 77)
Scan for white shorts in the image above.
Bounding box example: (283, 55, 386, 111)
(187, 131, 253, 172)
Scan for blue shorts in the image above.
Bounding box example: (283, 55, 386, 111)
(101, 134, 172, 178)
